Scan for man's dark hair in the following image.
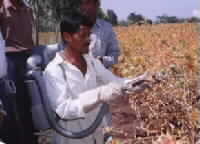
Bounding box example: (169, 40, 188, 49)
(60, 11, 93, 41)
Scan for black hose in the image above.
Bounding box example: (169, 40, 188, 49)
(30, 71, 108, 139)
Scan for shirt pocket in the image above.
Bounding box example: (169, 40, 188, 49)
(84, 59, 98, 89)
(65, 71, 84, 97)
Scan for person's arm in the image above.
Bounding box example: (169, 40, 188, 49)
(44, 67, 125, 120)
(92, 56, 156, 94)
(44, 70, 86, 120)
(101, 25, 120, 68)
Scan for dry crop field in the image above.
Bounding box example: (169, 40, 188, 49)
(39, 23, 199, 144)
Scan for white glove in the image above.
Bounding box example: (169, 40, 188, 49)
(98, 82, 124, 102)
(78, 82, 124, 113)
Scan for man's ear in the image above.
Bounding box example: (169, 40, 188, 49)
(63, 32, 72, 42)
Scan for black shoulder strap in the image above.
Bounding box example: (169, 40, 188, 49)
(58, 63, 84, 121)
(59, 63, 67, 82)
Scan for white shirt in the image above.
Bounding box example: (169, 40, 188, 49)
(0, 31, 7, 78)
(44, 53, 122, 144)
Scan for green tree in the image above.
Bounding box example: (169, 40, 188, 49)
(107, 9, 118, 25)
(25, 0, 81, 44)
(118, 20, 128, 26)
(127, 12, 145, 24)
(187, 17, 200, 23)
(97, 8, 107, 20)
(26, 0, 81, 31)
(156, 14, 180, 23)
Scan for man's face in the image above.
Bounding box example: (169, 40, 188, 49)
(64, 25, 91, 54)
(80, 0, 99, 25)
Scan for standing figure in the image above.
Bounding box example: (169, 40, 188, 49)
(44, 11, 154, 144)
(80, 0, 120, 69)
(0, 0, 36, 143)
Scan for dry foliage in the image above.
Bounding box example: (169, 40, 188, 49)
(109, 23, 199, 144)
(39, 23, 199, 144)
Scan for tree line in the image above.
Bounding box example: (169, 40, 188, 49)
(98, 8, 200, 26)
(25, 0, 200, 32)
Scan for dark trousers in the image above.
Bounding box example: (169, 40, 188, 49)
(0, 51, 37, 144)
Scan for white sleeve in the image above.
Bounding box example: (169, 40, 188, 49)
(44, 69, 86, 120)
(0, 32, 7, 78)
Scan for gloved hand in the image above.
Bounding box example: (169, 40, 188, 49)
(78, 82, 124, 113)
(98, 82, 124, 102)
(79, 72, 163, 113)
(98, 72, 160, 101)
(121, 72, 162, 94)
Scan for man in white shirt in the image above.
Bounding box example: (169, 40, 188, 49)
(44, 11, 155, 144)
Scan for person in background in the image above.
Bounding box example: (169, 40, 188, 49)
(44, 11, 154, 144)
(0, 0, 36, 143)
(80, 0, 120, 69)
(79, 0, 120, 142)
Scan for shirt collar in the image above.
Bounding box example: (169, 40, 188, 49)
(53, 52, 65, 65)
(53, 51, 90, 66)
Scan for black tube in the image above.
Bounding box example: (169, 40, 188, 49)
(30, 71, 108, 139)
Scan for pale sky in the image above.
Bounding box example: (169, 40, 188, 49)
(101, 0, 200, 21)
